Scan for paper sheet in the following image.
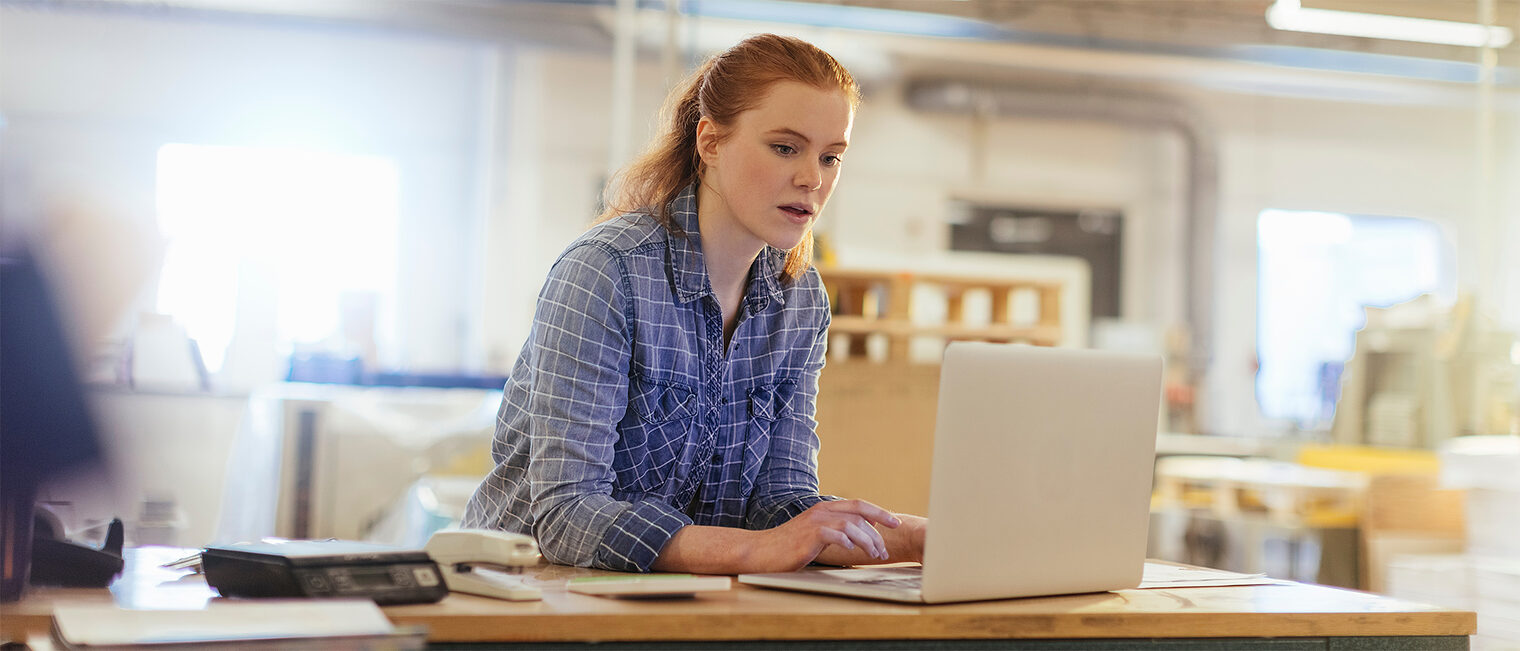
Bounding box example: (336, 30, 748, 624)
(1137, 562, 1281, 589)
(53, 599, 395, 646)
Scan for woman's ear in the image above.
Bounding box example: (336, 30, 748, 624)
(695, 117, 720, 167)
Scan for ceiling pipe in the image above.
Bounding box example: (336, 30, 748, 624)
(905, 79, 1218, 383)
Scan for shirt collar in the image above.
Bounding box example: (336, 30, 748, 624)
(666, 184, 787, 311)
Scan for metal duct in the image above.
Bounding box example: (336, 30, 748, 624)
(905, 79, 1218, 379)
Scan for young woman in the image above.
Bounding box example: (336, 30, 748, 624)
(462, 34, 926, 574)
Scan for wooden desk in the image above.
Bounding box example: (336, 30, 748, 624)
(1, 552, 1476, 650)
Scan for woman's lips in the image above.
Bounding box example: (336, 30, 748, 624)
(779, 205, 814, 223)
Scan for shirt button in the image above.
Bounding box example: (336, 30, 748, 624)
(711, 453, 721, 464)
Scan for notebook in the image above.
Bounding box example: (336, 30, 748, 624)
(738, 342, 1163, 603)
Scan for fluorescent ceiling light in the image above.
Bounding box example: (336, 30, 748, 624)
(1267, 0, 1513, 48)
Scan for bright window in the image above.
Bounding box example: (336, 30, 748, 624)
(155, 144, 399, 375)
(1256, 209, 1451, 427)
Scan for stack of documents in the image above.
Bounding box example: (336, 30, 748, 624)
(1441, 436, 1520, 557)
(52, 600, 425, 650)
(1137, 562, 1277, 589)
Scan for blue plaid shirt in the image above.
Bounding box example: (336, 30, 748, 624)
(462, 185, 837, 572)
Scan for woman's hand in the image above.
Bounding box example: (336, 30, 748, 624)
(813, 511, 926, 568)
(651, 501, 922, 575)
(749, 499, 900, 572)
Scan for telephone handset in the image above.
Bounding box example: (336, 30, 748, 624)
(30, 505, 125, 588)
(423, 528, 542, 601)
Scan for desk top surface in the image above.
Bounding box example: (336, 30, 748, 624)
(387, 563, 1474, 643)
(0, 550, 1475, 645)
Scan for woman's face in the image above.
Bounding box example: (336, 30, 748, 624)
(697, 81, 853, 253)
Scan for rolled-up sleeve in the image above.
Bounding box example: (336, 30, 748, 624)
(744, 300, 839, 531)
(522, 242, 692, 571)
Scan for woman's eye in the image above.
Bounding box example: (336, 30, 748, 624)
(822, 154, 843, 167)
(772, 144, 796, 156)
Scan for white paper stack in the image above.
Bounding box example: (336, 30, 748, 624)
(1439, 435, 1520, 650)
(1440, 436, 1520, 492)
(1441, 436, 1520, 558)
(1386, 554, 1473, 611)
(1473, 560, 1520, 651)
(1467, 490, 1520, 558)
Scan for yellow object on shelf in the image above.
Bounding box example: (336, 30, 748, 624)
(1302, 504, 1361, 528)
(1295, 444, 1441, 475)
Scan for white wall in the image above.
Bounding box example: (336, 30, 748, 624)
(477, 49, 674, 370)
(79, 391, 250, 547)
(0, 7, 493, 372)
(1184, 90, 1508, 435)
(1499, 111, 1520, 328)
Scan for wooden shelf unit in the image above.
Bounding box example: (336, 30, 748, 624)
(820, 268, 1063, 360)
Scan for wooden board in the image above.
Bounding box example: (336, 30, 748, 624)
(814, 359, 940, 515)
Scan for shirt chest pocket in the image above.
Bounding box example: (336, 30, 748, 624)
(747, 380, 797, 423)
(740, 379, 799, 492)
(613, 375, 697, 494)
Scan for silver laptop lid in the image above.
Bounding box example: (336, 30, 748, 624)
(920, 343, 1162, 603)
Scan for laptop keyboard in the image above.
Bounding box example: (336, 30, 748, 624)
(825, 567, 923, 590)
(851, 575, 923, 589)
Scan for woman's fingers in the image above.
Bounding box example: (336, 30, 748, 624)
(841, 518, 886, 559)
(824, 499, 901, 529)
(823, 501, 897, 559)
(819, 527, 854, 550)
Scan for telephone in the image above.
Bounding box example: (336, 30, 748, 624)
(423, 528, 542, 601)
(30, 506, 125, 588)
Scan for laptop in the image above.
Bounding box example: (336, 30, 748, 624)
(738, 342, 1162, 603)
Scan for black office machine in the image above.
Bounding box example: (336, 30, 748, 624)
(202, 540, 448, 605)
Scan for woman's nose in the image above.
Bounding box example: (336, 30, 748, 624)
(795, 162, 822, 190)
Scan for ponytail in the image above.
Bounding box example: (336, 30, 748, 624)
(595, 57, 713, 233)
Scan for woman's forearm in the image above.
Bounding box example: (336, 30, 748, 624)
(650, 525, 764, 574)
